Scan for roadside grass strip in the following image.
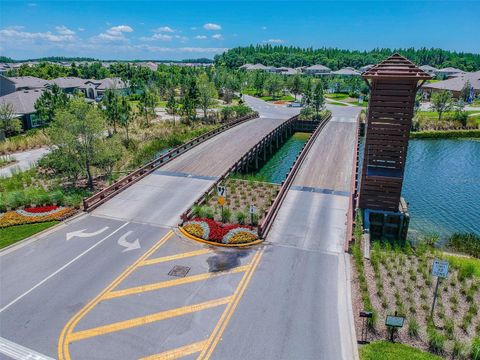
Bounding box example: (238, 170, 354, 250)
(58, 230, 264, 360)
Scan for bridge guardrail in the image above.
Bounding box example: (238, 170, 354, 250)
(83, 112, 258, 211)
(345, 113, 362, 251)
(179, 114, 301, 223)
(257, 112, 332, 238)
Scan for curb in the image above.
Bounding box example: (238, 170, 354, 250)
(178, 226, 263, 248)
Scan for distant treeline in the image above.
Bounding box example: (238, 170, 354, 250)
(214, 45, 480, 71)
(0, 56, 213, 64)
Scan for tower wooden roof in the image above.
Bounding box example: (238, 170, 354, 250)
(362, 54, 432, 80)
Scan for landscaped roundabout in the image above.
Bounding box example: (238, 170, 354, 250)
(180, 218, 261, 247)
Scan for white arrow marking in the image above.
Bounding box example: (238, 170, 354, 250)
(0, 336, 55, 360)
(66, 226, 109, 241)
(117, 230, 140, 252)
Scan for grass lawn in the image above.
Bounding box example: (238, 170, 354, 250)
(444, 254, 480, 278)
(325, 93, 349, 100)
(328, 100, 348, 106)
(259, 95, 295, 102)
(0, 221, 59, 249)
(360, 341, 442, 360)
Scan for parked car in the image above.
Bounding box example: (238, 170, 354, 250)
(287, 102, 303, 108)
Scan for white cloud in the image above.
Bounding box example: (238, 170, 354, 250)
(203, 23, 221, 31)
(265, 39, 284, 44)
(154, 26, 174, 33)
(195, 35, 207, 40)
(137, 44, 228, 53)
(56, 25, 75, 35)
(212, 34, 223, 40)
(0, 28, 75, 43)
(78, 28, 85, 32)
(93, 25, 133, 42)
(151, 34, 173, 41)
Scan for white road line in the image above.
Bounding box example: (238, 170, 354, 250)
(0, 222, 130, 314)
(0, 336, 55, 360)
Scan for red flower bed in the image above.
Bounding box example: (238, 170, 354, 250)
(191, 218, 256, 242)
(23, 205, 59, 213)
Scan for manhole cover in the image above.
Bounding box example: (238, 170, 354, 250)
(168, 265, 190, 277)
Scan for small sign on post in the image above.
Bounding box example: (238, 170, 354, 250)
(385, 312, 405, 342)
(431, 259, 449, 320)
(249, 204, 256, 225)
(217, 186, 227, 221)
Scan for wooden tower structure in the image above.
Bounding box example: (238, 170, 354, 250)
(359, 54, 431, 240)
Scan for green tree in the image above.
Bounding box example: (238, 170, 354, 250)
(253, 71, 266, 96)
(312, 83, 325, 119)
(0, 103, 23, 136)
(138, 88, 157, 126)
(430, 90, 453, 121)
(289, 75, 303, 101)
(460, 81, 472, 102)
(45, 98, 107, 190)
(180, 78, 199, 124)
(197, 74, 218, 119)
(265, 75, 283, 99)
(118, 96, 132, 142)
(34, 84, 69, 124)
(166, 91, 178, 125)
(103, 89, 121, 134)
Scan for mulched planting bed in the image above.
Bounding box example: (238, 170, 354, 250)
(352, 239, 480, 358)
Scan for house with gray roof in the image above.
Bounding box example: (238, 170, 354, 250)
(423, 71, 480, 99)
(50, 77, 89, 94)
(419, 65, 439, 77)
(82, 77, 128, 99)
(0, 75, 50, 96)
(436, 67, 464, 79)
(304, 64, 331, 76)
(0, 89, 46, 130)
(331, 67, 361, 76)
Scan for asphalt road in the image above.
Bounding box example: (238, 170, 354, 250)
(0, 101, 359, 360)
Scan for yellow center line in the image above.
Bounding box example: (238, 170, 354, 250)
(140, 249, 214, 267)
(68, 296, 232, 343)
(198, 248, 264, 360)
(58, 230, 174, 360)
(104, 265, 250, 300)
(139, 340, 208, 360)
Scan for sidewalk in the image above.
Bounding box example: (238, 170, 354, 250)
(0, 147, 50, 178)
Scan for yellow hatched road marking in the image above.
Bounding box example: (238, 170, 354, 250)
(139, 340, 208, 360)
(140, 249, 214, 267)
(69, 296, 232, 343)
(198, 248, 264, 360)
(58, 230, 174, 360)
(104, 265, 249, 300)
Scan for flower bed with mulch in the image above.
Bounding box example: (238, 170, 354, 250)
(182, 218, 259, 245)
(0, 205, 76, 228)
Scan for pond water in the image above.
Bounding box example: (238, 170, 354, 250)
(256, 132, 310, 184)
(403, 139, 480, 239)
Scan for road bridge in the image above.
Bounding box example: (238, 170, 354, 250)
(0, 99, 361, 360)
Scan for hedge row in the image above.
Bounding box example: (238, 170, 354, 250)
(410, 129, 480, 139)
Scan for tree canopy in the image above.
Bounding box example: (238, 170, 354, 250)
(214, 45, 480, 71)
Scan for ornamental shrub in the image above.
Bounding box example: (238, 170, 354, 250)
(235, 211, 246, 225)
(427, 327, 446, 354)
(407, 318, 419, 338)
(222, 207, 232, 223)
(472, 337, 480, 360)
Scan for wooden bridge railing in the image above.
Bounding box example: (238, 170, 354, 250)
(345, 113, 362, 251)
(179, 114, 300, 223)
(257, 113, 331, 238)
(83, 112, 258, 211)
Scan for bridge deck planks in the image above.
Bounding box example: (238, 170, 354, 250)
(292, 119, 357, 193)
(163, 117, 288, 177)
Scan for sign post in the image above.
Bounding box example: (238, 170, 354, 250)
(385, 312, 405, 342)
(430, 259, 449, 320)
(217, 186, 227, 222)
(249, 204, 256, 225)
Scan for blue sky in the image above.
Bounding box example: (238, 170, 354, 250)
(0, 1, 479, 60)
